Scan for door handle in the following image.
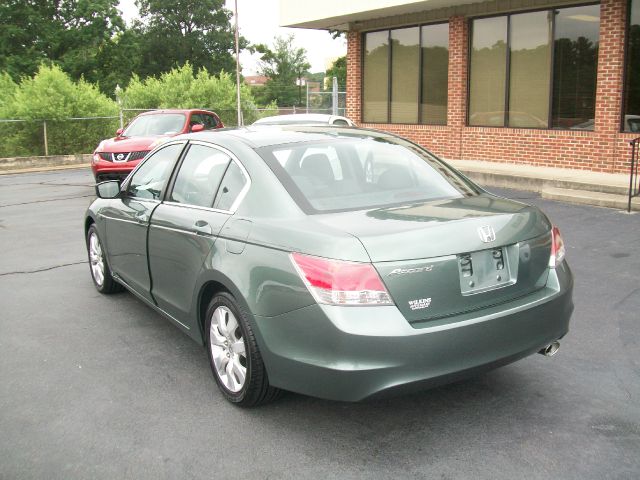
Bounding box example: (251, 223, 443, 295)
(194, 220, 212, 235)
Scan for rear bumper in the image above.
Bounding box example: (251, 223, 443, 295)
(253, 262, 574, 402)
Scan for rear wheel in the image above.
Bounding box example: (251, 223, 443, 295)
(86, 224, 122, 294)
(205, 292, 281, 406)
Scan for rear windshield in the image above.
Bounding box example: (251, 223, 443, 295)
(258, 136, 480, 213)
(124, 113, 186, 136)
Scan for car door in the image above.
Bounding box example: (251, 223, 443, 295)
(104, 141, 186, 301)
(147, 141, 249, 324)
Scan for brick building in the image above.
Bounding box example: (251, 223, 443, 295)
(281, 0, 640, 173)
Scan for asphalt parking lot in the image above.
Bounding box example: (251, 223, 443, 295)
(1, 168, 638, 479)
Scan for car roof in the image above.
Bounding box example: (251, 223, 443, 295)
(179, 125, 395, 149)
(253, 114, 351, 125)
(137, 109, 217, 116)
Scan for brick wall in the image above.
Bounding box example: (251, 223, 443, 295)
(346, 0, 637, 173)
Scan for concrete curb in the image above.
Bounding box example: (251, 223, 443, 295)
(0, 154, 92, 173)
(0, 163, 91, 176)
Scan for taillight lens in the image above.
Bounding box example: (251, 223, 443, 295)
(290, 252, 393, 306)
(549, 226, 566, 268)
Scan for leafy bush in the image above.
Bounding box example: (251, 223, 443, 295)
(121, 64, 275, 126)
(0, 65, 118, 156)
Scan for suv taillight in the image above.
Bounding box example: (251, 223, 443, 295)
(549, 226, 566, 268)
(290, 252, 393, 306)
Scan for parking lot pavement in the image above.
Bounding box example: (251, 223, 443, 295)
(1, 168, 638, 480)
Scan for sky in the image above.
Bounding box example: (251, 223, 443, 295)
(117, 0, 346, 75)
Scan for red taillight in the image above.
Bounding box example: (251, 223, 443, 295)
(549, 226, 566, 268)
(290, 252, 393, 306)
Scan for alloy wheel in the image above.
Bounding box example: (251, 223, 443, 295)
(209, 306, 247, 393)
(89, 232, 105, 287)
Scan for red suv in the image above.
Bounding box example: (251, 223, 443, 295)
(91, 109, 223, 182)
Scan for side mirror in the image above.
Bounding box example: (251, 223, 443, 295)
(95, 180, 121, 199)
(116, 128, 124, 136)
(191, 123, 205, 133)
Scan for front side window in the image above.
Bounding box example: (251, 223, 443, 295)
(363, 23, 449, 125)
(468, 5, 599, 129)
(127, 143, 184, 200)
(624, 0, 640, 132)
(170, 144, 230, 208)
(259, 137, 479, 214)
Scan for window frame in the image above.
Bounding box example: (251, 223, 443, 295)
(361, 20, 450, 126)
(122, 140, 188, 203)
(163, 140, 251, 214)
(466, 2, 601, 131)
(622, 0, 640, 132)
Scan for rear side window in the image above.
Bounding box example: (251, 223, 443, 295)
(213, 162, 248, 211)
(127, 143, 184, 200)
(258, 137, 479, 213)
(170, 145, 230, 208)
(190, 113, 220, 130)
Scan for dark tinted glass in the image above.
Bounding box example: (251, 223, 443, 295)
(170, 145, 230, 207)
(508, 11, 551, 128)
(469, 17, 508, 126)
(213, 161, 248, 211)
(625, 0, 640, 132)
(128, 143, 184, 200)
(421, 23, 449, 125)
(551, 5, 600, 129)
(260, 138, 479, 213)
(363, 31, 390, 123)
(391, 27, 419, 123)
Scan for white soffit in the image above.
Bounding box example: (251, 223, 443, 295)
(279, 0, 485, 30)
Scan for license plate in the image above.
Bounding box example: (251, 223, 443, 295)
(458, 246, 515, 295)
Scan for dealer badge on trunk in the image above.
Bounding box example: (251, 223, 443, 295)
(478, 225, 496, 243)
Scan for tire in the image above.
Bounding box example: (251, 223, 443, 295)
(86, 224, 123, 294)
(205, 292, 281, 407)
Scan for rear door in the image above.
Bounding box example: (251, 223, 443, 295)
(104, 142, 186, 300)
(148, 142, 250, 324)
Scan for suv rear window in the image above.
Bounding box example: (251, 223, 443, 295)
(258, 137, 479, 213)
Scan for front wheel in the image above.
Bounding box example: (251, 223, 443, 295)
(86, 224, 122, 294)
(205, 292, 281, 406)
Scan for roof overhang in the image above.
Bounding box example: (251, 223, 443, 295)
(279, 0, 485, 30)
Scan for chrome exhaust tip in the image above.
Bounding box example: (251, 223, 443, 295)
(539, 341, 560, 357)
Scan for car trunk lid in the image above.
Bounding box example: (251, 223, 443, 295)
(313, 194, 552, 323)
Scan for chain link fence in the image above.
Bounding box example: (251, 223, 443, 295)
(0, 97, 348, 158)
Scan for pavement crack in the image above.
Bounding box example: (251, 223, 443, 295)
(0, 194, 94, 208)
(0, 260, 88, 277)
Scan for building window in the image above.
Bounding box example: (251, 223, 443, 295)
(624, 0, 640, 132)
(363, 23, 449, 124)
(422, 23, 449, 125)
(363, 31, 389, 123)
(391, 27, 420, 123)
(468, 5, 600, 130)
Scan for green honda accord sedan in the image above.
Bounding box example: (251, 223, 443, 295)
(84, 126, 574, 406)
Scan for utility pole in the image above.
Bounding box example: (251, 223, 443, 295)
(115, 84, 123, 129)
(306, 82, 309, 114)
(332, 76, 338, 116)
(234, 0, 243, 127)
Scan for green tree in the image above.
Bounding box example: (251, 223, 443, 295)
(0, 73, 17, 111)
(0, 65, 118, 157)
(0, 0, 124, 83)
(121, 63, 275, 125)
(134, 0, 247, 79)
(325, 56, 346, 90)
(257, 35, 311, 106)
